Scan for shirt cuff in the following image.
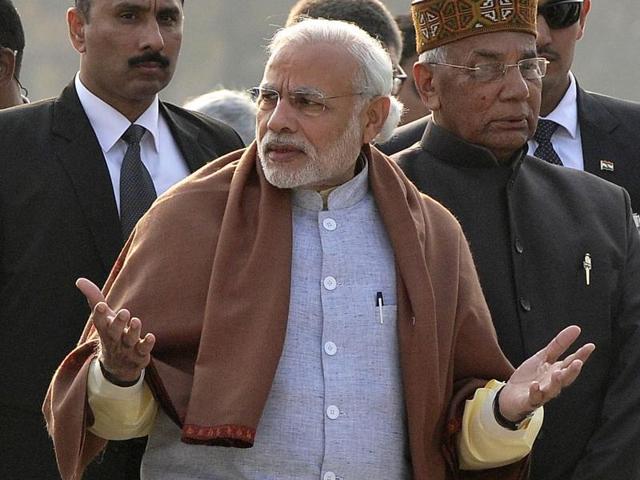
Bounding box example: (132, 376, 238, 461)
(87, 358, 158, 440)
(458, 379, 544, 470)
(89, 358, 146, 398)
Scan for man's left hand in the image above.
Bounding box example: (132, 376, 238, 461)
(498, 325, 595, 422)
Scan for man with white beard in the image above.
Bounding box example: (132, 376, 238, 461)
(45, 18, 593, 480)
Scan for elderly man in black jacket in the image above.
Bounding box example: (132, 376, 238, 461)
(393, 1, 640, 479)
(382, 0, 640, 224)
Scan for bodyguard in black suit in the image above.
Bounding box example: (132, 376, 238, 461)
(572, 88, 640, 213)
(395, 1, 640, 479)
(0, 1, 243, 478)
(531, 0, 640, 215)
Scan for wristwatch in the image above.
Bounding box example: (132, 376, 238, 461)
(493, 385, 535, 431)
(99, 359, 141, 388)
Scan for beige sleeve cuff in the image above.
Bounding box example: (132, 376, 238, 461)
(458, 379, 544, 470)
(87, 358, 158, 440)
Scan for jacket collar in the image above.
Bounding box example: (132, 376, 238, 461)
(52, 82, 124, 272)
(420, 120, 527, 172)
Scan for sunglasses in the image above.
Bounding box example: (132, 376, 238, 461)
(538, 0, 583, 29)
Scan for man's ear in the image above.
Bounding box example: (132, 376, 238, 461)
(362, 95, 390, 144)
(413, 62, 440, 112)
(0, 48, 16, 85)
(576, 0, 591, 41)
(67, 8, 88, 53)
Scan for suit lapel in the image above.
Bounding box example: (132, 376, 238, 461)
(51, 83, 123, 274)
(578, 86, 620, 176)
(160, 103, 209, 173)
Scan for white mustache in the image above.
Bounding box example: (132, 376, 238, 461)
(260, 132, 310, 155)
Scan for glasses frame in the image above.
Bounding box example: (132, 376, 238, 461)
(248, 86, 366, 117)
(427, 57, 549, 83)
(538, 0, 583, 30)
(392, 64, 408, 96)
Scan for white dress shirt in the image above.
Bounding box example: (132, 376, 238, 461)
(528, 72, 584, 171)
(74, 74, 190, 213)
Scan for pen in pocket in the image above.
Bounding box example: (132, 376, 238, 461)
(376, 291, 384, 324)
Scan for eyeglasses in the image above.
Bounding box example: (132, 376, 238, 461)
(248, 86, 365, 117)
(538, 0, 583, 29)
(428, 57, 549, 83)
(392, 64, 408, 95)
(0, 45, 28, 99)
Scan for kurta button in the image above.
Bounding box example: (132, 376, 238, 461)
(324, 341, 337, 356)
(515, 238, 524, 253)
(326, 405, 340, 419)
(323, 276, 337, 290)
(322, 218, 337, 231)
(520, 297, 531, 312)
(323, 472, 337, 480)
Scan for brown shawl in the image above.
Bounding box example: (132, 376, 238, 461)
(43, 144, 523, 480)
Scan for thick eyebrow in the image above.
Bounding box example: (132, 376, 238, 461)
(258, 84, 326, 96)
(259, 82, 278, 91)
(468, 47, 538, 62)
(112, 1, 180, 17)
(157, 5, 181, 17)
(290, 86, 325, 96)
(113, 1, 146, 11)
(469, 49, 503, 62)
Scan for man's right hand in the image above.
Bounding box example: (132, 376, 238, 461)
(76, 277, 155, 385)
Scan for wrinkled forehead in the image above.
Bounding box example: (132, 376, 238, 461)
(261, 42, 358, 94)
(447, 31, 537, 62)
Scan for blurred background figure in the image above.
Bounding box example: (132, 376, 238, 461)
(286, 0, 406, 96)
(0, 0, 27, 108)
(184, 88, 257, 145)
(394, 13, 429, 125)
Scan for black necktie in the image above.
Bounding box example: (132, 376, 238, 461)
(119, 124, 157, 239)
(533, 119, 563, 165)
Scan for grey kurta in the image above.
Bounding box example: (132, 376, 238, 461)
(141, 163, 410, 479)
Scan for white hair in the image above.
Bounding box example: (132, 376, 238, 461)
(183, 89, 257, 145)
(418, 45, 449, 65)
(267, 18, 403, 143)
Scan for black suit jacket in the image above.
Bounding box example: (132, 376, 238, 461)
(0, 83, 243, 479)
(578, 86, 640, 212)
(377, 114, 428, 156)
(395, 122, 640, 480)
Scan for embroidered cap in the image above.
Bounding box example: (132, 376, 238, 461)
(411, 0, 538, 53)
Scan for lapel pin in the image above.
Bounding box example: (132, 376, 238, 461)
(583, 253, 592, 286)
(600, 160, 615, 172)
